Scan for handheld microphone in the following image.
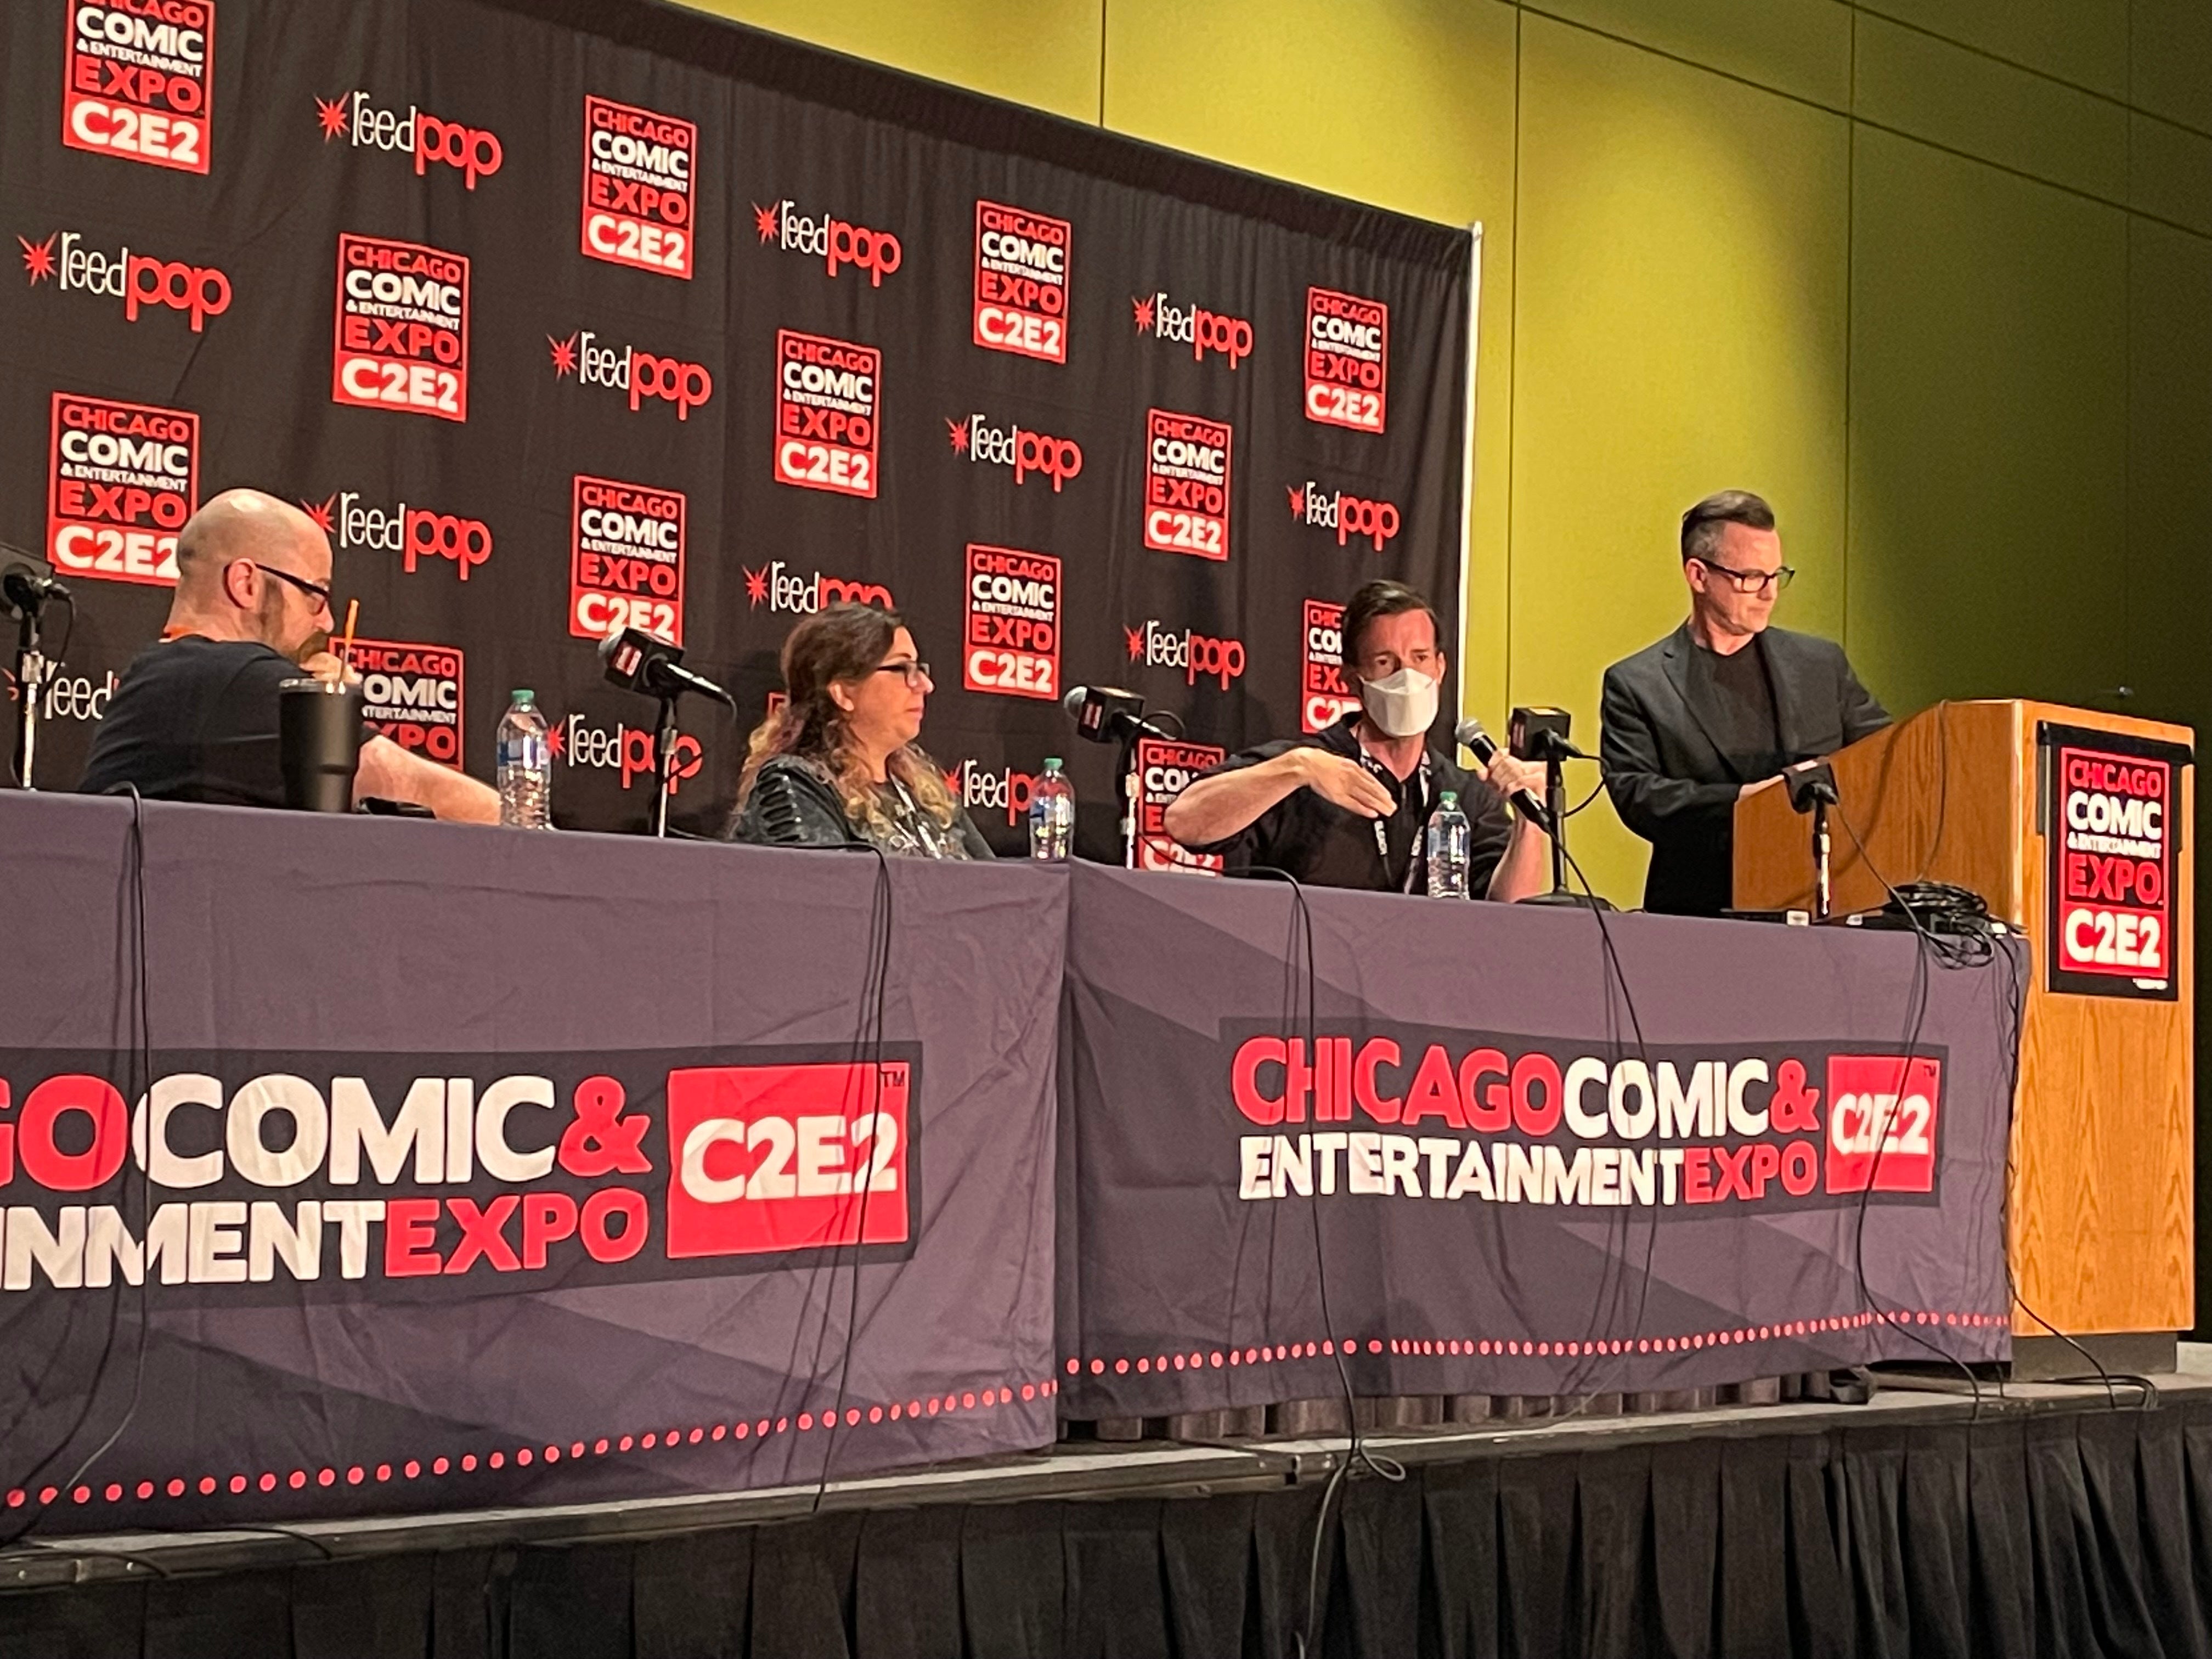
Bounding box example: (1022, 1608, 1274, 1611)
(1455, 716, 1551, 827)
(1062, 684, 1173, 744)
(599, 625, 734, 706)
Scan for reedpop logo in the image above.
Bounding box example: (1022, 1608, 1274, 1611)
(1124, 620, 1245, 690)
(1288, 482, 1400, 552)
(753, 199, 901, 286)
(19, 230, 231, 331)
(304, 492, 490, 582)
(549, 330, 713, 421)
(550, 710, 702, 794)
(946, 413, 1081, 492)
(1133, 288, 1251, 369)
(315, 89, 502, 188)
(742, 561, 892, 616)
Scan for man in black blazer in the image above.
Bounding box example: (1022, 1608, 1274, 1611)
(1601, 491, 1889, 915)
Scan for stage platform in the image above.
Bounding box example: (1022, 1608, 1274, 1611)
(6, 1352, 2210, 1657)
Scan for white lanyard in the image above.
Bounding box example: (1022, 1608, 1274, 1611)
(887, 774, 954, 858)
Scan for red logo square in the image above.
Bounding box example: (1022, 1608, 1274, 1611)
(1143, 409, 1231, 560)
(973, 200, 1069, 363)
(47, 392, 199, 586)
(63, 0, 213, 174)
(962, 545, 1059, 701)
(1822, 1055, 1941, 1194)
(663, 1062, 911, 1258)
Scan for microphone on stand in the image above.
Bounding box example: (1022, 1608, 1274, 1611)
(598, 626, 735, 707)
(1062, 684, 1175, 744)
(1454, 717, 1552, 828)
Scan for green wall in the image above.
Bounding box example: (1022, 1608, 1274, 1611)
(681, 0, 2212, 908)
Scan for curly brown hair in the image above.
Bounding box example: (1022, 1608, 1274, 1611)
(733, 602, 958, 835)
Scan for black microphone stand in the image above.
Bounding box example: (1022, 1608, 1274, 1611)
(1784, 760, 1841, 920)
(1118, 731, 1138, 868)
(5, 573, 63, 791)
(1517, 731, 1612, 910)
(653, 691, 682, 840)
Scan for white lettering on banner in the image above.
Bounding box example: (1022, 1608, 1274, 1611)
(1226, 1037, 1942, 1204)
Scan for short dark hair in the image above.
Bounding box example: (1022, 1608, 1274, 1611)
(1680, 490, 1776, 565)
(1341, 579, 1441, 665)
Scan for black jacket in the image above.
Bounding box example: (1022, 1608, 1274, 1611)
(1600, 623, 1888, 915)
(1186, 713, 1514, 895)
(729, 754, 992, 859)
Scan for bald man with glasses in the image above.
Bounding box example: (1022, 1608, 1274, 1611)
(1600, 490, 1888, 916)
(79, 488, 497, 820)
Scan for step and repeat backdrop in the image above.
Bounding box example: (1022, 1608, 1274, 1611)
(0, 0, 1472, 849)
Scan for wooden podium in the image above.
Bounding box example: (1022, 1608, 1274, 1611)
(1734, 700, 2195, 1347)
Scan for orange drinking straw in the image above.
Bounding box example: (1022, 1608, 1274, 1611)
(336, 598, 358, 669)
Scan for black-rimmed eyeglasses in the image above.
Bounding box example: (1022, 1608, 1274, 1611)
(1693, 557, 1795, 595)
(244, 561, 335, 612)
(872, 661, 933, 689)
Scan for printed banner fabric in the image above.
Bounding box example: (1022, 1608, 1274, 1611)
(1057, 864, 2019, 1415)
(0, 793, 1062, 1533)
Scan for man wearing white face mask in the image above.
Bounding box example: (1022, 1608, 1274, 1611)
(1165, 580, 1550, 899)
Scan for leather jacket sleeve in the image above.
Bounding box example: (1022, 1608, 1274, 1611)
(729, 758, 859, 848)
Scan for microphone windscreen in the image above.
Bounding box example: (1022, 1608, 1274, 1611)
(1062, 686, 1087, 718)
(1454, 716, 1487, 750)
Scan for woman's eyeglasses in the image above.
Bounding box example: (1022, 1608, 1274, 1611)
(873, 661, 933, 689)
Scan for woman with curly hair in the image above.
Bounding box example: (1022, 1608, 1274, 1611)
(729, 602, 993, 858)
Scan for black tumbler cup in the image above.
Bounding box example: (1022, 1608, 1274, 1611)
(278, 677, 365, 812)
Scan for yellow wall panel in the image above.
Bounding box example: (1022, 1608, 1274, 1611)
(2133, 113, 2212, 239)
(1846, 128, 2129, 716)
(2132, 0, 2212, 135)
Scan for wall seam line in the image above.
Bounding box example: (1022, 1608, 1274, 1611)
(1504, 2, 1522, 713)
(1506, 2, 2208, 244)
(1842, 6, 1854, 658)
(1839, 0, 2188, 137)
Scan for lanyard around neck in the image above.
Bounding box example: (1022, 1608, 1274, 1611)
(1352, 746, 1430, 894)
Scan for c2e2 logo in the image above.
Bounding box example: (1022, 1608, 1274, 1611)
(663, 1060, 911, 1258)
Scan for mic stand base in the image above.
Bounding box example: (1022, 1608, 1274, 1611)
(1521, 888, 1617, 911)
(1517, 751, 1609, 907)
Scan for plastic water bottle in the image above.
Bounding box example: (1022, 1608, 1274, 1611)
(1425, 789, 1471, 898)
(1028, 757, 1075, 861)
(495, 689, 552, 829)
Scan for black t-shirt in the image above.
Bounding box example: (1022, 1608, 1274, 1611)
(1683, 636, 1785, 782)
(1188, 713, 1515, 895)
(77, 638, 308, 808)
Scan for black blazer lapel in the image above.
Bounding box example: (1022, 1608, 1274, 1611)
(1658, 622, 1745, 784)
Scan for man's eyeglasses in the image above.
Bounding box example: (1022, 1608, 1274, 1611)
(873, 661, 933, 689)
(244, 561, 335, 612)
(1693, 556, 1795, 595)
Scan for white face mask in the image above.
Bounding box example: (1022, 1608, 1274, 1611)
(1358, 667, 1440, 738)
